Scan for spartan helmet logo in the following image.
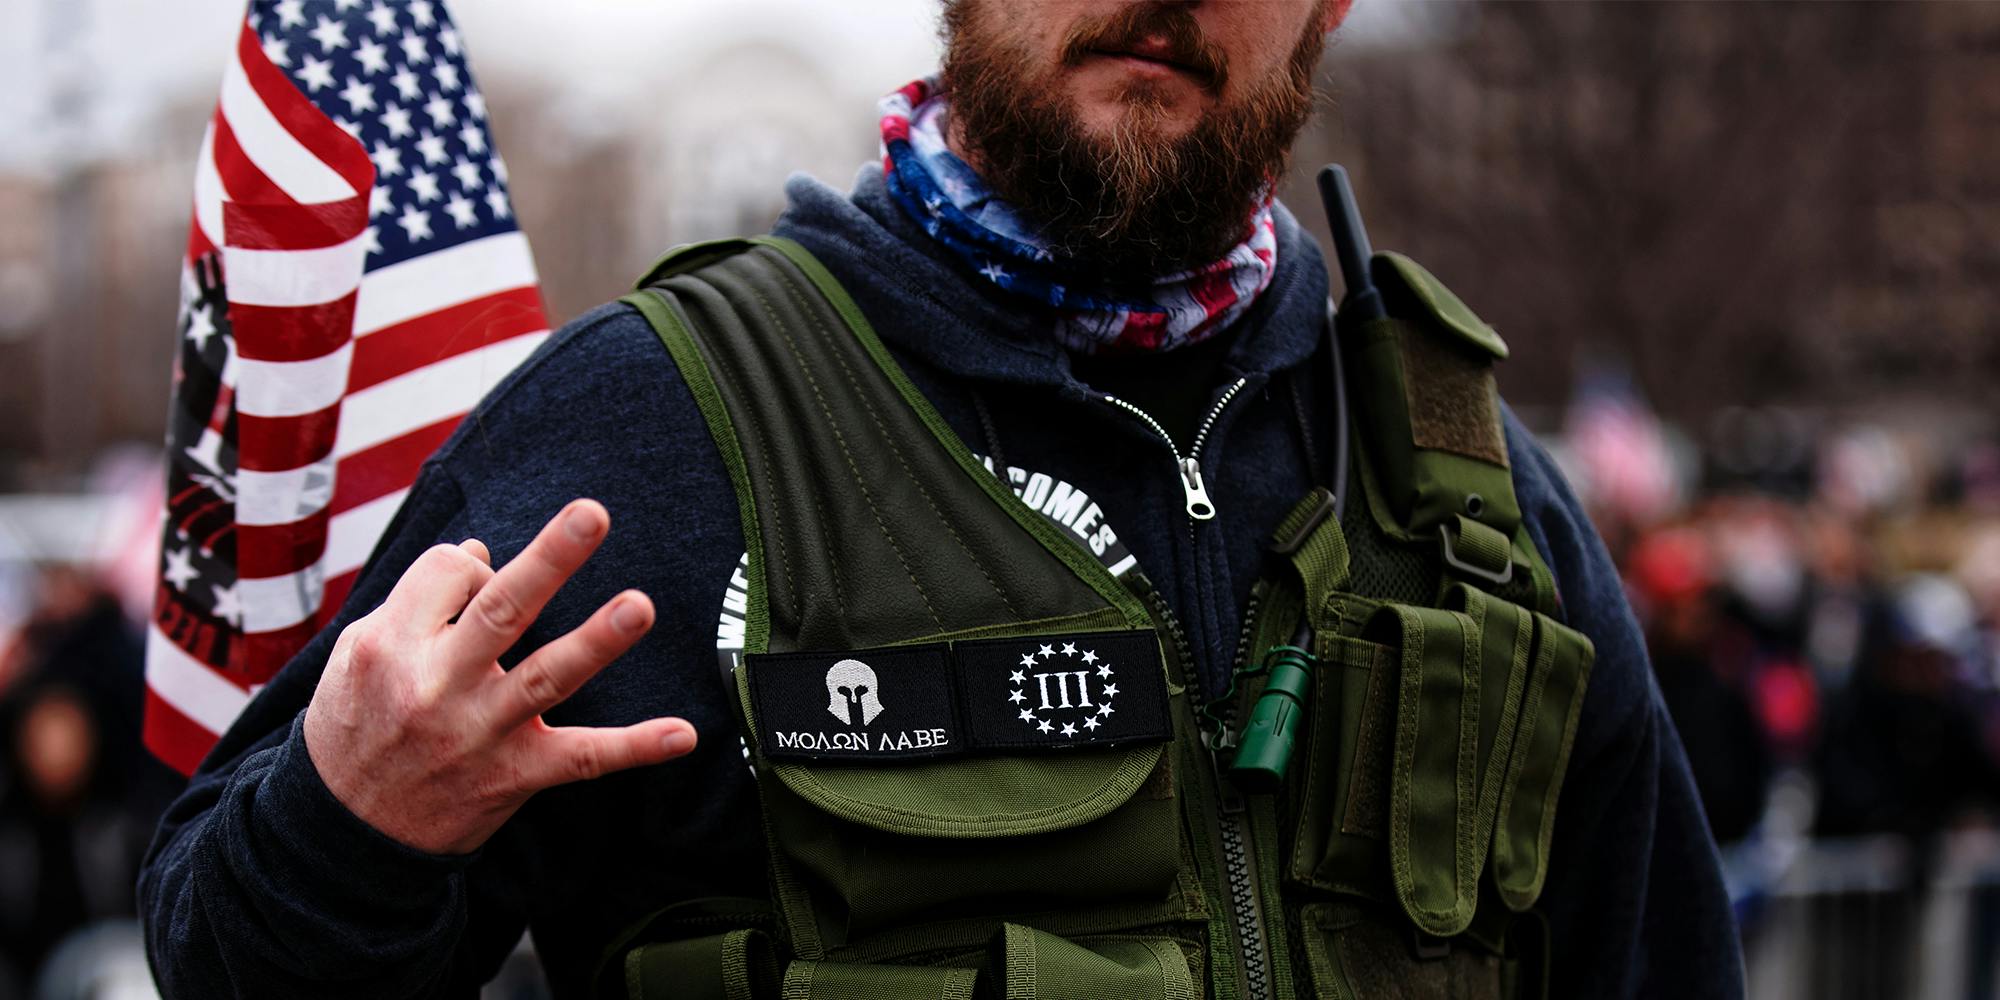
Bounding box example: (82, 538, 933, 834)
(824, 659, 885, 728)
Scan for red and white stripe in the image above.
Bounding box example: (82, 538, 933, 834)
(146, 20, 548, 774)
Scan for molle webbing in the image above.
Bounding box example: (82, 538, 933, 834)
(622, 238, 1147, 657)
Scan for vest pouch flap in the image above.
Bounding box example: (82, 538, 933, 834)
(600, 897, 777, 1000)
(767, 745, 1166, 839)
(989, 924, 1199, 1000)
(623, 929, 779, 1000)
(760, 745, 1183, 946)
(1365, 586, 1536, 938)
(1370, 252, 1508, 361)
(1346, 252, 1525, 556)
(740, 630, 1175, 838)
(1290, 632, 1398, 899)
(781, 959, 980, 1000)
(1490, 612, 1594, 911)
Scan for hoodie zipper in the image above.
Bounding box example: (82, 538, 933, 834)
(1104, 377, 1272, 1000)
(1101, 376, 1247, 521)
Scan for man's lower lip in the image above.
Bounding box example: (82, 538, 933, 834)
(1088, 51, 1200, 80)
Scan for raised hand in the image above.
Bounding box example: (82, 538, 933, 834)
(302, 499, 696, 855)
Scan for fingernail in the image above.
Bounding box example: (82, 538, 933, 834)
(565, 505, 601, 541)
(612, 599, 647, 633)
(663, 727, 696, 755)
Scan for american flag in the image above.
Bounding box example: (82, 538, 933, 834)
(145, 0, 549, 775)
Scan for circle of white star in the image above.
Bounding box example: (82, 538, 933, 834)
(1008, 642, 1116, 739)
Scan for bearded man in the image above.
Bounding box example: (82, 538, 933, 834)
(140, 2, 1744, 997)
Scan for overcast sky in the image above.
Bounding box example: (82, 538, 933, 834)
(1, 0, 943, 171)
(0, 0, 1456, 173)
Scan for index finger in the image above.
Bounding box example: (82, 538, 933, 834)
(443, 499, 609, 668)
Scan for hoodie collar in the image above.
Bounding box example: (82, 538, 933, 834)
(771, 167, 1329, 400)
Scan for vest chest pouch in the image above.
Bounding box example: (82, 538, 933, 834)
(1283, 582, 1592, 974)
(743, 670, 1190, 956)
(731, 627, 1195, 956)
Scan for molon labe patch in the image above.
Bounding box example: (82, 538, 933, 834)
(746, 631, 1168, 763)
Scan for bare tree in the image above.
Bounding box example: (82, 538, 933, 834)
(1290, 1, 1990, 428)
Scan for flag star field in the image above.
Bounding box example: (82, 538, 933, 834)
(253, 0, 519, 270)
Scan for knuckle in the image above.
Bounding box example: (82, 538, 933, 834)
(471, 762, 523, 805)
(566, 741, 606, 783)
(338, 620, 381, 666)
(404, 674, 449, 718)
(579, 617, 623, 662)
(529, 540, 575, 579)
(515, 663, 566, 713)
(473, 588, 525, 633)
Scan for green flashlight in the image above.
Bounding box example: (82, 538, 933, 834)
(1227, 644, 1315, 793)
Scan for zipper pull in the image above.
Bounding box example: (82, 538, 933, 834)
(1180, 457, 1216, 520)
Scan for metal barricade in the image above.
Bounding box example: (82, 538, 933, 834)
(1740, 830, 2000, 1000)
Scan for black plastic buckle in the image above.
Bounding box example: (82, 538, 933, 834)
(1438, 521, 1513, 587)
(1270, 487, 1338, 555)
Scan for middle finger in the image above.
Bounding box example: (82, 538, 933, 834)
(444, 499, 609, 669)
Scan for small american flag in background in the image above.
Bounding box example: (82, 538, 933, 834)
(146, 0, 549, 775)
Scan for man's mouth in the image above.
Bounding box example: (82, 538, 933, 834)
(1084, 35, 1218, 85)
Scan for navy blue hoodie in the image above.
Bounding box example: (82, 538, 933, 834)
(139, 169, 1744, 998)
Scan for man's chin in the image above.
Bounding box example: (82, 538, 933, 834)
(1065, 71, 1207, 137)
(1071, 94, 1202, 147)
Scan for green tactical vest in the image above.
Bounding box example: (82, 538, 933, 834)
(598, 237, 1596, 1000)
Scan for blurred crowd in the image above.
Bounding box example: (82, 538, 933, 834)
(1575, 407, 2000, 852)
(1629, 498, 2000, 849)
(1562, 373, 2000, 996)
(0, 578, 173, 998)
(0, 454, 178, 1000)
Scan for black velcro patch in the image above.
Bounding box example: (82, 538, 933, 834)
(747, 644, 961, 761)
(1400, 322, 1508, 467)
(955, 630, 1170, 751)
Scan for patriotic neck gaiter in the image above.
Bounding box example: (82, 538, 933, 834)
(879, 78, 1278, 356)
